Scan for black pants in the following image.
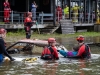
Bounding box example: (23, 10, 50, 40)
(24, 26, 31, 39)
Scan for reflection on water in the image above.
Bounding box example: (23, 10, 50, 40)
(0, 36, 100, 75)
(0, 56, 100, 75)
(57, 36, 100, 54)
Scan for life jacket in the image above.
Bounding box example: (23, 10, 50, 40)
(41, 46, 54, 60)
(24, 17, 33, 27)
(72, 6, 80, 13)
(56, 6, 62, 15)
(64, 7, 69, 14)
(80, 44, 91, 59)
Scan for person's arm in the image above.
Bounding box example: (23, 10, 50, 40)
(3, 2, 7, 7)
(77, 45, 85, 56)
(41, 47, 47, 59)
(32, 4, 37, 8)
(25, 21, 36, 27)
(67, 45, 85, 58)
(8, 2, 11, 12)
(53, 47, 59, 60)
(0, 40, 15, 61)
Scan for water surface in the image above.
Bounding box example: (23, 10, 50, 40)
(0, 36, 100, 75)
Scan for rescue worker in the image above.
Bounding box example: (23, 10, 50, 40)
(71, 3, 80, 23)
(58, 35, 91, 59)
(41, 38, 59, 60)
(68, 35, 91, 59)
(31, 1, 38, 21)
(64, 4, 69, 19)
(3, 0, 11, 24)
(24, 12, 35, 39)
(56, 5, 62, 22)
(0, 28, 15, 62)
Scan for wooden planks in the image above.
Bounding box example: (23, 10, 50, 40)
(60, 20, 75, 34)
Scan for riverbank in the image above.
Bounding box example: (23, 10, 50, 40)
(5, 31, 100, 42)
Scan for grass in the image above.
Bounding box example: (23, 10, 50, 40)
(5, 30, 100, 42)
(0, 22, 5, 24)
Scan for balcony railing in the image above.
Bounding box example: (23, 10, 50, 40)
(0, 11, 97, 25)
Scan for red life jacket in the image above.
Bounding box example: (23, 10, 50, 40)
(41, 46, 54, 60)
(24, 17, 33, 27)
(78, 44, 91, 59)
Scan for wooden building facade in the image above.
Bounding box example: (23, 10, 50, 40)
(0, 0, 100, 25)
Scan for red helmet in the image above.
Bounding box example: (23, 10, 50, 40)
(27, 12, 32, 16)
(76, 35, 84, 41)
(48, 38, 56, 43)
(0, 28, 6, 34)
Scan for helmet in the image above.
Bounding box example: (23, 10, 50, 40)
(27, 12, 32, 16)
(48, 38, 56, 43)
(0, 28, 6, 34)
(76, 35, 84, 41)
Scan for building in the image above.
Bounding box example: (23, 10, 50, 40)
(0, 0, 100, 24)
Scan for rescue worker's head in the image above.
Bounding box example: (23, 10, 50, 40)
(48, 38, 56, 46)
(0, 28, 7, 38)
(27, 12, 32, 18)
(76, 35, 84, 43)
(33, 1, 36, 4)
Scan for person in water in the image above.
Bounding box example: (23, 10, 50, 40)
(58, 35, 91, 59)
(0, 28, 15, 62)
(58, 45, 79, 57)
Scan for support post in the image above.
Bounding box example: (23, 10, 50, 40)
(83, 0, 86, 22)
(69, 0, 71, 19)
(26, 0, 29, 11)
(11, 10, 13, 24)
(41, 11, 43, 24)
(95, 0, 98, 22)
(53, 0, 56, 26)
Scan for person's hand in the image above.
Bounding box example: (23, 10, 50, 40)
(33, 20, 36, 22)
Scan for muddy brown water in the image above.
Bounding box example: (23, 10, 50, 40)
(0, 36, 100, 75)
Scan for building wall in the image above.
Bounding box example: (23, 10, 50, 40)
(0, 0, 52, 13)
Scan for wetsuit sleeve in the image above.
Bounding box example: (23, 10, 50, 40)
(0, 39, 12, 59)
(77, 45, 85, 56)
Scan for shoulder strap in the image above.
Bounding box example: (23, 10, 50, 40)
(85, 44, 90, 58)
(85, 44, 89, 52)
(48, 46, 54, 54)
